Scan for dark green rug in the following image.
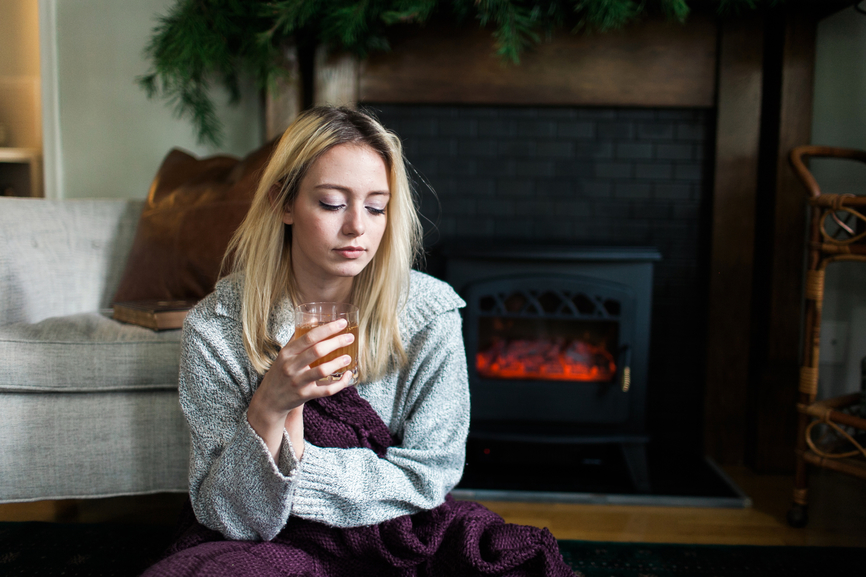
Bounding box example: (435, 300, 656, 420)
(0, 521, 860, 576)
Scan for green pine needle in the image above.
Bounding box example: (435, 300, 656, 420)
(573, 0, 642, 32)
(381, 0, 438, 24)
(661, 0, 690, 23)
(138, 0, 780, 146)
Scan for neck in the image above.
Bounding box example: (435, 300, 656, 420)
(294, 275, 353, 305)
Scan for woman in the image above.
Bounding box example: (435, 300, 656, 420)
(145, 106, 571, 576)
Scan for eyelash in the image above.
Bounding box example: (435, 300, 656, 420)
(320, 202, 386, 216)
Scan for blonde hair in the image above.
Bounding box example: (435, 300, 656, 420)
(225, 106, 423, 381)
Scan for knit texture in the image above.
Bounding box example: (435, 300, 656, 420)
(180, 271, 471, 540)
(143, 386, 572, 576)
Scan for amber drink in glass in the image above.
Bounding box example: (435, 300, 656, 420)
(293, 302, 359, 382)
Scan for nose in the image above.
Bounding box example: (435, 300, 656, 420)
(341, 205, 365, 237)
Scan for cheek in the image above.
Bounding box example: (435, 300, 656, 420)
(370, 219, 388, 250)
(296, 212, 335, 239)
(313, 220, 342, 240)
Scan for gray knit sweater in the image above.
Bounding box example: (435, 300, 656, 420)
(178, 270, 469, 541)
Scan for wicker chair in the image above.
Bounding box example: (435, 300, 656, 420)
(787, 145, 866, 527)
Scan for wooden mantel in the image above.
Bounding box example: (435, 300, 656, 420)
(360, 16, 717, 109)
(302, 7, 835, 472)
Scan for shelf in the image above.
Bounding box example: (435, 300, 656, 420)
(0, 147, 39, 162)
(0, 147, 42, 197)
(788, 145, 866, 524)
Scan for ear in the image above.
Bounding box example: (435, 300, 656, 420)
(268, 182, 293, 225)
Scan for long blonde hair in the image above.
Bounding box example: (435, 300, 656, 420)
(225, 106, 423, 381)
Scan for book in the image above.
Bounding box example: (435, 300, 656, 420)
(112, 299, 198, 330)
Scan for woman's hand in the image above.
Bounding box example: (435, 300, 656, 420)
(247, 319, 355, 461)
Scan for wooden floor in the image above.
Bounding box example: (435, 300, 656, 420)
(481, 466, 866, 547)
(1, 465, 864, 547)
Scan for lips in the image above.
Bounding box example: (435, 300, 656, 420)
(334, 247, 365, 258)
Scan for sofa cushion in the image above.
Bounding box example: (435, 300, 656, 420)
(0, 198, 143, 326)
(111, 140, 276, 303)
(0, 390, 189, 500)
(0, 313, 182, 393)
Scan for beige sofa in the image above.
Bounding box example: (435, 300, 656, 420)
(0, 197, 189, 502)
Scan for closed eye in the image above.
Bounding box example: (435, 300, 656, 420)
(319, 201, 345, 211)
(367, 206, 386, 216)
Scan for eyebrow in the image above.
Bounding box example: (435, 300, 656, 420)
(314, 183, 390, 197)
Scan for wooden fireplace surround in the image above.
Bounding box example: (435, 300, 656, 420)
(266, 4, 850, 472)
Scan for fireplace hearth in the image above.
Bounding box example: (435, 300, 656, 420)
(444, 244, 660, 493)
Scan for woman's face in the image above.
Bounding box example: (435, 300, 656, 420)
(283, 143, 390, 289)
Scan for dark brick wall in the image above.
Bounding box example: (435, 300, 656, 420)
(367, 103, 714, 451)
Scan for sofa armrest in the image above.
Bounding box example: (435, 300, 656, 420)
(0, 198, 143, 325)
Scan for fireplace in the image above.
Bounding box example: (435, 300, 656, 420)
(367, 97, 711, 493)
(295, 8, 821, 472)
(375, 102, 713, 459)
(443, 245, 660, 493)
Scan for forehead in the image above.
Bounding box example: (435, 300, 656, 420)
(305, 144, 389, 185)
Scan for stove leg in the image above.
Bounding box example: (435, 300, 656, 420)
(621, 443, 651, 493)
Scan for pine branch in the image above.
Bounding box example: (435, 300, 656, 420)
(381, 0, 438, 25)
(139, 0, 784, 146)
(264, 0, 322, 36)
(475, 1, 547, 64)
(572, 0, 642, 32)
(660, 0, 689, 23)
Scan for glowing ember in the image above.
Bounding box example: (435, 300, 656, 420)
(476, 338, 616, 382)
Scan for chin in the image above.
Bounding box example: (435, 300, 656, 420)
(331, 263, 370, 279)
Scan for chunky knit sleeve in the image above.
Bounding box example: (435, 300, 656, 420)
(178, 288, 302, 542)
(290, 275, 470, 527)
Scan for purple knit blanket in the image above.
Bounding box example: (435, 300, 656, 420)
(143, 387, 572, 576)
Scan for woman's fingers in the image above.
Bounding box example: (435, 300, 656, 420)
(290, 319, 348, 351)
(295, 331, 354, 373)
(301, 354, 353, 384)
(292, 367, 353, 404)
(261, 319, 355, 410)
(282, 319, 354, 370)
(314, 371, 354, 397)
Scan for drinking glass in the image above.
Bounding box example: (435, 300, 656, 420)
(293, 302, 359, 382)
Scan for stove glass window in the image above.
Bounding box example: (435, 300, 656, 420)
(476, 317, 618, 382)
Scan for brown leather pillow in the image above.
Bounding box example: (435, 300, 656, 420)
(112, 140, 276, 303)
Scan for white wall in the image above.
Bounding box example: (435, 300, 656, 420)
(40, 0, 263, 200)
(812, 6, 866, 399)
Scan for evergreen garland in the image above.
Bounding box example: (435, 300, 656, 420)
(138, 0, 783, 146)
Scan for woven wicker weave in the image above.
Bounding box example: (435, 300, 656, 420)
(787, 146, 866, 525)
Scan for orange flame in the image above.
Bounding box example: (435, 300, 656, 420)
(476, 338, 616, 382)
